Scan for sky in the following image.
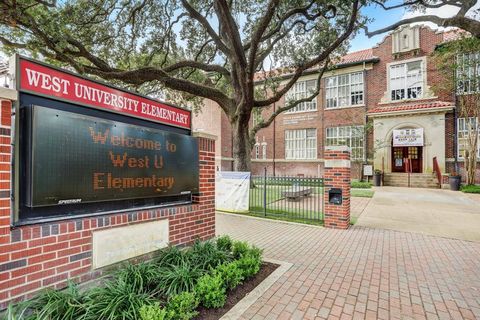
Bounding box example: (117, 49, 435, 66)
(1, 1, 479, 61)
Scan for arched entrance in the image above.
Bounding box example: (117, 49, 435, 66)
(391, 128, 424, 173)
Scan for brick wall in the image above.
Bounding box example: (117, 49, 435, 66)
(0, 99, 216, 309)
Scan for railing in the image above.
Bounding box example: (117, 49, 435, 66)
(249, 172, 324, 224)
(433, 156, 442, 188)
(404, 157, 412, 187)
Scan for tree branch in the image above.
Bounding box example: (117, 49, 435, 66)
(365, 15, 480, 38)
(366, 0, 479, 38)
(254, 0, 360, 107)
(246, 0, 279, 75)
(250, 62, 329, 138)
(181, 0, 231, 55)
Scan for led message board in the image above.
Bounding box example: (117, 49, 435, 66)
(27, 106, 199, 207)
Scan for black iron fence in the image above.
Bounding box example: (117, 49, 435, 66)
(249, 171, 324, 224)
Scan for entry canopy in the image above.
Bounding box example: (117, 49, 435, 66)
(393, 128, 424, 147)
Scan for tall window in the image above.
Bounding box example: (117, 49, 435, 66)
(285, 80, 317, 113)
(457, 52, 480, 94)
(285, 129, 317, 159)
(325, 72, 364, 108)
(254, 143, 260, 159)
(458, 117, 480, 159)
(390, 60, 423, 101)
(325, 126, 365, 160)
(252, 109, 262, 127)
(262, 143, 267, 160)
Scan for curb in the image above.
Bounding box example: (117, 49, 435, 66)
(220, 258, 293, 320)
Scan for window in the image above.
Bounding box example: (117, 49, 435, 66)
(325, 126, 365, 160)
(252, 109, 262, 127)
(262, 143, 267, 160)
(457, 52, 480, 94)
(390, 60, 423, 101)
(325, 72, 364, 108)
(285, 129, 317, 159)
(254, 143, 260, 159)
(458, 117, 480, 159)
(285, 80, 317, 113)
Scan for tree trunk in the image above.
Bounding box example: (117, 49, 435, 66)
(231, 117, 252, 172)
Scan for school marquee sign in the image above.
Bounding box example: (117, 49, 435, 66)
(13, 56, 198, 224)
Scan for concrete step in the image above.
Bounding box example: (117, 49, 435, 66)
(383, 173, 440, 188)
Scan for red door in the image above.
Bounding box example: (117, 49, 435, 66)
(392, 147, 422, 173)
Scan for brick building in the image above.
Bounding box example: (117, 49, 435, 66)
(193, 25, 480, 186)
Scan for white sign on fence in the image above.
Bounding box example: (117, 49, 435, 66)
(215, 171, 251, 213)
(393, 128, 424, 147)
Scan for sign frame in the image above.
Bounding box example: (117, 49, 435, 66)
(10, 55, 198, 226)
(392, 128, 424, 147)
(15, 55, 191, 130)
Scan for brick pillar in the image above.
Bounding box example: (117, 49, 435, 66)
(323, 146, 350, 229)
(192, 131, 216, 235)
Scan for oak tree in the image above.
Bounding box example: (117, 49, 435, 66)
(0, 0, 362, 172)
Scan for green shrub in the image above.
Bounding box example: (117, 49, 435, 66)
(232, 241, 250, 259)
(351, 180, 372, 189)
(216, 235, 233, 253)
(195, 274, 226, 309)
(155, 246, 187, 266)
(139, 303, 168, 320)
(27, 282, 86, 320)
(84, 277, 157, 320)
(461, 184, 480, 193)
(213, 262, 244, 290)
(165, 291, 199, 320)
(236, 255, 261, 279)
(189, 240, 230, 271)
(156, 261, 202, 296)
(115, 262, 160, 295)
(3, 302, 32, 320)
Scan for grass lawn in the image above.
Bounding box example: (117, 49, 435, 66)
(460, 184, 480, 193)
(351, 188, 375, 198)
(248, 186, 323, 223)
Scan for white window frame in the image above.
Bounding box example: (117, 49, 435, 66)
(261, 142, 267, 160)
(325, 72, 364, 109)
(285, 80, 318, 113)
(325, 125, 365, 161)
(254, 143, 260, 159)
(285, 129, 317, 160)
(388, 58, 425, 101)
(457, 117, 480, 160)
(456, 52, 480, 94)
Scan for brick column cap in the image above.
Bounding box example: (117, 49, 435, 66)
(0, 87, 17, 101)
(192, 131, 217, 140)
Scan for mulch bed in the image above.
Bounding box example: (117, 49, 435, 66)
(194, 262, 279, 320)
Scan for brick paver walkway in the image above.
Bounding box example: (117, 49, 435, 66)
(217, 213, 480, 320)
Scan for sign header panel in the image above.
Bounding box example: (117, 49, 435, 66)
(19, 58, 191, 129)
(392, 128, 424, 147)
(29, 106, 198, 207)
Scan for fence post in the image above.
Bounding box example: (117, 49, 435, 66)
(263, 167, 267, 216)
(323, 146, 351, 229)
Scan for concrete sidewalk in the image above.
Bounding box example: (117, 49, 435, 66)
(356, 187, 480, 242)
(217, 213, 480, 319)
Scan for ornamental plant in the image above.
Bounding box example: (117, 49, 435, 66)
(165, 291, 199, 320)
(213, 262, 244, 290)
(195, 274, 226, 309)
